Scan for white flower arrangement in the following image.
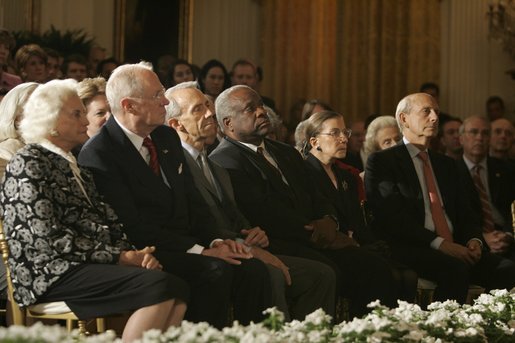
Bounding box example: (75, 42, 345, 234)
(0, 289, 513, 342)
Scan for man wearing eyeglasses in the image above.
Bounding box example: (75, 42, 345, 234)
(457, 116, 514, 259)
(210, 85, 398, 319)
(365, 93, 515, 304)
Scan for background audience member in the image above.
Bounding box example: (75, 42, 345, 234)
(43, 47, 63, 81)
(88, 45, 106, 77)
(486, 96, 505, 121)
(489, 118, 514, 162)
(62, 54, 88, 82)
(198, 59, 230, 100)
(301, 99, 333, 121)
(230, 59, 275, 110)
(14, 44, 48, 83)
(0, 82, 39, 178)
(343, 120, 366, 171)
(363, 115, 401, 169)
(438, 116, 463, 159)
(77, 77, 111, 137)
(457, 116, 514, 259)
(96, 57, 120, 80)
(1, 79, 188, 342)
(169, 59, 195, 86)
(0, 29, 21, 93)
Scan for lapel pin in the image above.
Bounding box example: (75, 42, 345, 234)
(163, 149, 169, 154)
(342, 180, 348, 191)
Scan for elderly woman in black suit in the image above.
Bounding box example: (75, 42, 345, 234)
(300, 111, 417, 302)
(0, 79, 188, 342)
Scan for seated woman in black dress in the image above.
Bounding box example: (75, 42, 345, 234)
(299, 111, 417, 302)
(0, 79, 189, 342)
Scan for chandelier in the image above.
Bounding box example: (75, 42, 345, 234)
(487, 0, 515, 60)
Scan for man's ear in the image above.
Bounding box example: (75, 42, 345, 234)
(399, 112, 408, 129)
(223, 117, 232, 131)
(168, 117, 182, 131)
(120, 97, 133, 112)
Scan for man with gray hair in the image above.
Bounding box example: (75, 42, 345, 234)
(165, 83, 336, 321)
(366, 92, 515, 303)
(78, 63, 272, 328)
(456, 116, 514, 259)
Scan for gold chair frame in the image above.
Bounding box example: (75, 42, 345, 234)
(0, 220, 105, 335)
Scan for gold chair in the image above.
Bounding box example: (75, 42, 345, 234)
(0, 220, 105, 334)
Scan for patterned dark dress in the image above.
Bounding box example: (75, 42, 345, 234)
(0, 143, 188, 319)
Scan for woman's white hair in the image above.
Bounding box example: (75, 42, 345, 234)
(364, 115, 399, 155)
(20, 79, 78, 144)
(0, 82, 39, 141)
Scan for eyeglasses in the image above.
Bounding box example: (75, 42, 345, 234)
(318, 128, 352, 139)
(131, 88, 166, 102)
(464, 129, 490, 137)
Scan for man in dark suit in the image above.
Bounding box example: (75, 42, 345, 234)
(78, 63, 272, 328)
(457, 115, 514, 259)
(365, 93, 515, 303)
(209, 85, 398, 318)
(164, 83, 336, 320)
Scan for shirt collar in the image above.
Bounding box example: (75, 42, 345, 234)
(403, 137, 426, 159)
(113, 115, 145, 150)
(181, 140, 201, 160)
(239, 140, 265, 153)
(40, 139, 77, 164)
(463, 155, 487, 171)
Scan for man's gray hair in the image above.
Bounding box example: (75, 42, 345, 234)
(20, 79, 78, 144)
(106, 61, 153, 115)
(164, 81, 199, 120)
(215, 85, 253, 134)
(395, 95, 412, 131)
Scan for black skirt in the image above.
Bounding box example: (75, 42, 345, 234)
(36, 264, 189, 319)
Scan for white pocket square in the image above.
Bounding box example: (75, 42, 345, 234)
(178, 163, 183, 174)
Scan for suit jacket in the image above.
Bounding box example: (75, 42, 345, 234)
(1, 144, 131, 306)
(304, 154, 376, 244)
(364, 142, 481, 248)
(182, 148, 250, 239)
(456, 156, 515, 233)
(209, 137, 335, 246)
(78, 116, 218, 252)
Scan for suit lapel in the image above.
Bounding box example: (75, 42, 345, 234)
(396, 144, 425, 219)
(183, 148, 220, 200)
(487, 157, 500, 203)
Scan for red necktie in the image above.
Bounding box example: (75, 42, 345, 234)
(142, 137, 160, 176)
(471, 165, 495, 233)
(417, 151, 453, 242)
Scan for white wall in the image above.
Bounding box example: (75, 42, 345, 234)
(440, 0, 515, 119)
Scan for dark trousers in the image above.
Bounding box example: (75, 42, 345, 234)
(156, 251, 272, 328)
(392, 245, 515, 303)
(270, 241, 397, 318)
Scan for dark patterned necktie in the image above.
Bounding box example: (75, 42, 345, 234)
(471, 165, 494, 233)
(142, 137, 160, 176)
